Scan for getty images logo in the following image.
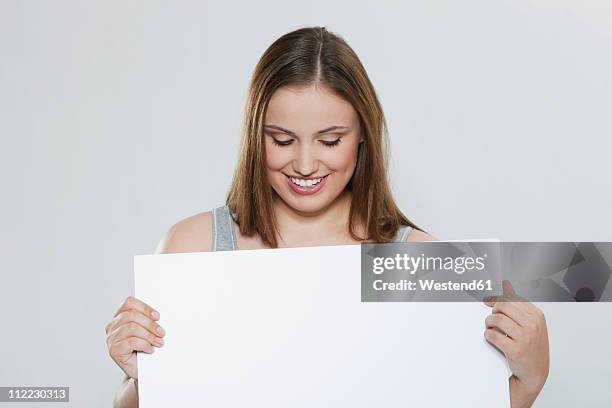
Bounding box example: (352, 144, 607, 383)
(372, 253, 488, 275)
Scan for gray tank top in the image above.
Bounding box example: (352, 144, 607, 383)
(212, 205, 413, 251)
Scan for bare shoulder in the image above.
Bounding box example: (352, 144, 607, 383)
(405, 228, 438, 242)
(155, 211, 213, 254)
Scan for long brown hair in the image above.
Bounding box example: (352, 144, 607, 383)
(227, 26, 424, 247)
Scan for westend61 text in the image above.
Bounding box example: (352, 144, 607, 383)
(373, 279, 493, 292)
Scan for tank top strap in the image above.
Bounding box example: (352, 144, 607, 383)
(212, 205, 238, 251)
(394, 225, 413, 242)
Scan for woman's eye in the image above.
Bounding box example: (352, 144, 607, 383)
(272, 138, 293, 146)
(270, 136, 342, 147)
(321, 138, 342, 148)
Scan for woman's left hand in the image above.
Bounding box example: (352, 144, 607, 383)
(483, 280, 550, 408)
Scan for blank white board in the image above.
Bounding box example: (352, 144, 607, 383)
(135, 244, 510, 407)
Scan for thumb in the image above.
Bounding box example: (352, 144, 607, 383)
(502, 279, 517, 297)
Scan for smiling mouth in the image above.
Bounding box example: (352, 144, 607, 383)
(285, 174, 329, 188)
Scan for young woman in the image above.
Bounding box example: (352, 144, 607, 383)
(105, 26, 549, 408)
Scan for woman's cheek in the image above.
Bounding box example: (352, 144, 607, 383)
(323, 143, 358, 173)
(264, 145, 291, 170)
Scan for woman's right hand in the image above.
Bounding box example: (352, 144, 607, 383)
(105, 296, 166, 379)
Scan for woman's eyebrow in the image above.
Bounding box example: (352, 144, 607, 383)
(264, 124, 349, 136)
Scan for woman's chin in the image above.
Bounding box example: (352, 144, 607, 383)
(278, 193, 335, 216)
(289, 199, 328, 214)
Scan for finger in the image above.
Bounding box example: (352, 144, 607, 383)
(502, 280, 517, 297)
(484, 327, 513, 355)
(483, 280, 522, 303)
(114, 296, 159, 321)
(110, 321, 164, 348)
(483, 295, 504, 305)
(484, 294, 537, 321)
(491, 300, 531, 327)
(498, 293, 543, 318)
(113, 336, 156, 356)
(107, 309, 165, 338)
(483, 296, 526, 322)
(483, 295, 518, 308)
(485, 312, 521, 339)
(484, 295, 526, 305)
(484, 294, 526, 304)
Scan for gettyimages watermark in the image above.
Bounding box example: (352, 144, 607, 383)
(361, 242, 612, 302)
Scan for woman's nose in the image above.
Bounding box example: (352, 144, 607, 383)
(293, 144, 318, 176)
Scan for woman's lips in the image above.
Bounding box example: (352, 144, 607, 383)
(285, 174, 329, 195)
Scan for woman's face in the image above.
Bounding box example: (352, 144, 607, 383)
(264, 83, 362, 215)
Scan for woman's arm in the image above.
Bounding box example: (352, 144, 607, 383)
(509, 373, 548, 408)
(484, 281, 550, 408)
(112, 212, 214, 407)
(406, 231, 549, 406)
(113, 375, 139, 408)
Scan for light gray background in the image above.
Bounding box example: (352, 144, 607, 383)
(1, 1, 611, 407)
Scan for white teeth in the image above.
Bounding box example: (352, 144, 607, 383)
(290, 176, 323, 187)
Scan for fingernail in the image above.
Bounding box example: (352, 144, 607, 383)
(156, 326, 165, 336)
(155, 337, 164, 346)
(151, 310, 159, 319)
